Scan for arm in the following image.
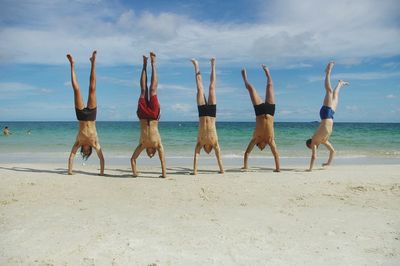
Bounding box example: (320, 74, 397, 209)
(68, 141, 80, 175)
(242, 139, 256, 169)
(94, 147, 105, 176)
(157, 144, 167, 178)
(130, 144, 144, 177)
(269, 140, 280, 172)
(307, 144, 317, 171)
(214, 143, 224, 174)
(322, 141, 335, 167)
(192, 142, 202, 175)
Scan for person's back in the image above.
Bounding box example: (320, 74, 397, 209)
(3, 127, 10, 136)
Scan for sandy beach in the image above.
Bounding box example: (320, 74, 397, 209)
(0, 163, 399, 265)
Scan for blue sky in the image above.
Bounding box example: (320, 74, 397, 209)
(0, 0, 399, 122)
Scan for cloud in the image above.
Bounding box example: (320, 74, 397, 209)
(170, 103, 192, 113)
(308, 71, 400, 82)
(0, 0, 399, 66)
(0, 82, 53, 98)
(386, 94, 397, 99)
(345, 105, 359, 112)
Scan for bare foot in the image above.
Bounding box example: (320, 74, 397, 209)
(262, 64, 271, 76)
(143, 55, 148, 66)
(325, 61, 335, 74)
(338, 80, 349, 86)
(210, 57, 216, 65)
(90, 50, 97, 63)
(241, 68, 248, 82)
(66, 54, 74, 65)
(150, 51, 156, 63)
(191, 58, 199, 67)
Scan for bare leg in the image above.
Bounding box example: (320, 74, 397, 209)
(323, 61, 335, 107)
(66, 54, 84, 110)
(191, 59, 206, 106)
(241, 68, 262, 105)
(149, 52, 158, 97)
(262, 64, 275, 104)
(331, 80, 349, 111)
(87, 50, 97, 109)
(208, 58, 216, 105)
(140, 55, 148, 99)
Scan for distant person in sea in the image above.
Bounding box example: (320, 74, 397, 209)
(190, 58, 224, 175)
(131, 52, 166, 178)
(66, 50, 105, 176)
(3, 126, 10, 136)
(306, 61, 349, 171)
(241, 65, 280, 172)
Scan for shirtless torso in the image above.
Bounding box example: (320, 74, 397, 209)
(76, 121, 100, 150)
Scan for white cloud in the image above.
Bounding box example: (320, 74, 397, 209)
(170, 103, 192, 113)
(308, 71, 400, 82)
(0, 82, 53, 98)
(345, 105, 359, 112)
(0, 0, 399, 66)
(386, 94, 397, 99)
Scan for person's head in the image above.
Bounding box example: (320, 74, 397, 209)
(257, 141, 267, 151)
(5, 126, 8, 129)
(203, 144, 213, 154)
(80, 144, 93, 160)
(306, 138, 312, 149)
(146, 148, 157, 158)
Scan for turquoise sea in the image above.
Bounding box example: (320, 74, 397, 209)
(1, 122, 399, 166)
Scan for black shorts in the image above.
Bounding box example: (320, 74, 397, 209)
(76, 107, 97, 121)
(198, 104, 216, 117)
(254, 103, 275, 116)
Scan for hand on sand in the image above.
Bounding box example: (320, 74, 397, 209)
(219, 170, 225, 174)
(67, 171, 73, 175)
(132, 172, 139, 177)
(159, 175, 166, 178)
(306, 169, 312, 172)
(190, 171, 197, 175)
(98, 173, 104, 176)
(273, 169, 280, 172)
(322, 162, 330, 167)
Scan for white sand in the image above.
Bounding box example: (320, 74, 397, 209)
(0, 163, 399, 265)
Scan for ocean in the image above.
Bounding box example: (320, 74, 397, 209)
(1, 121, 399, 166)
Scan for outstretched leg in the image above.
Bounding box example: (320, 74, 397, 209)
(208, 58, 216, 105)
(241, 68, 262, 105)
(149, 52, 158, 97)
(140, 55, 148, 99)
(323, 61, 334, 107)
(262, 64, 275, 105)
(66, 54, 84, 110)
(87, 50, 97, 109)
(331, 80, 349, 111)
(191, 59, 206, 106)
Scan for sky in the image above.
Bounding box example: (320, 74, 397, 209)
(0, 0, 399, 122)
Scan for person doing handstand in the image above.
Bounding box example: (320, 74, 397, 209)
(306, 61, 349, 171)
(191, 58, 224, 175)
(131, 52, 166, 178)
(66, 50, 105, 175)
(241, 65, 280, 172)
